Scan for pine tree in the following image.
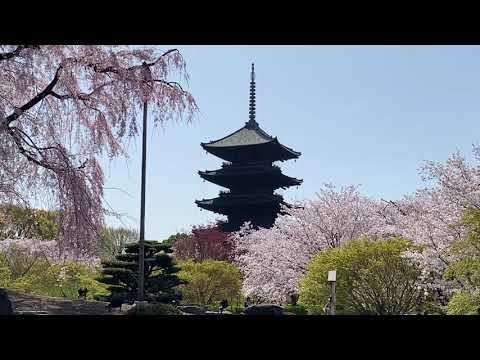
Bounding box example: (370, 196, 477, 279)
(97, 241, 185, 305)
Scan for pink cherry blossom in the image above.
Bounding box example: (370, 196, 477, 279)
(0, 45, 198, 259)
(233, 145, 480, 302)
(233, 184, 388, 303)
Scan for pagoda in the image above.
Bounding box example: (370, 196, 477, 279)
(195, 64, 302, 232)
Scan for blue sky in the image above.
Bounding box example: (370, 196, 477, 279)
(102, 45, 480, 240)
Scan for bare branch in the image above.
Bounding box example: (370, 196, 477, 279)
(144, 48, 179, 67)
(153, 79, 185, 92)
(11, 127, 58, 152)
(381, 198, 407, 216)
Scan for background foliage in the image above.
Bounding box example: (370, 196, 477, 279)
(178, 259, 242, 309)
(299, 237, 424, 315)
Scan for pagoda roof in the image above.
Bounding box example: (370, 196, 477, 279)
(195, 193, 285, 215)
(202, 121, 273, 148)
(201, 63, 300, 162)
(201, 121, 301, 161)
(198, 166, 303, 189)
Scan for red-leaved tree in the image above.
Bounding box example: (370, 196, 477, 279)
(173, 224, 234, 262)
(0, 45, 197, 260)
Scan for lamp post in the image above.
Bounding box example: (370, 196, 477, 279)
(327, 270, 336, 315)
(138, 62, 152, 304)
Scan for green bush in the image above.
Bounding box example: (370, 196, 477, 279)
(178, 259, 243, 309)
(283, 304, 308, 315)
(0, 252, 108, 300)
(444, 207, 480, 314)
(299, 237, 424, 315)
(447, 292, 480, 315)
(127, 303, 182, 315)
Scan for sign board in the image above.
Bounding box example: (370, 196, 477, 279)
(328, 270, 336, 282)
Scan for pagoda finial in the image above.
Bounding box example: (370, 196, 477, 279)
(247, 62, 257, 127)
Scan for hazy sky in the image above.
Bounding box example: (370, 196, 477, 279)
(102, 45, 480, 240)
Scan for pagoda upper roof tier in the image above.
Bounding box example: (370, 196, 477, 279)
(195, 193, 284, 216)
(201, 120, 301, 162)
(198, 164, 302, 189)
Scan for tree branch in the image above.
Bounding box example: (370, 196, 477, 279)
(11, 127, 58, 152)
(86, 48, 179, 77)
(153, 79, 185, 92)
(0, 45, 38, 61)
(144, 48, 179, 67)
(381, 198, 407, 216)
(4, 65, 63, 125)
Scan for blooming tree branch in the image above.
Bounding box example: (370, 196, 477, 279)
(0, 45, 198, 260)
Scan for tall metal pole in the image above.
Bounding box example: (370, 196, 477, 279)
(327, 270, 336, 315)
(138, 99, 148, 302)
(330, 281, 336, 315)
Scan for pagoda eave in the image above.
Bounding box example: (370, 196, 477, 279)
(199, 170, 303, 189)
(201, 141, 300, 162)
(196, 193, 284, 215)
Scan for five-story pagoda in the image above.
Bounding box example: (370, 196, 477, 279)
(195, 64, 302, 232)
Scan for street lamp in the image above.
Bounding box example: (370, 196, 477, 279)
(138, 62, 152, 305)
(327, 270, 336, 315)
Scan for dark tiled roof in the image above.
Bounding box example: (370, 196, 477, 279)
(202, 122, 274, 148)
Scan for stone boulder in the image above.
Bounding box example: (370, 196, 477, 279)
(5, 289, 114, 315)
(243, 304, 284, 315)
(177, 305, 207, 315)
(205, 310, 232, 315)
(0, 288, 14, 315)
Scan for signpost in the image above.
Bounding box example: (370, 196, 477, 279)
(327, 270, 336, 315)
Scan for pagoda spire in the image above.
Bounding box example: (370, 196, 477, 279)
(196, 63, 302, 232)
(246, 63, 258, 128)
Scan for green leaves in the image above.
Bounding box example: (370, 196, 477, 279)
(446, 291, 480, 315)
(0, 254, 108, 300)
(299, 237, 424, 315)
(177, 259, 242, 307)
(0, 204, 59, 241)
(97, 241, 183, 304)
(444, 207, 480, 314)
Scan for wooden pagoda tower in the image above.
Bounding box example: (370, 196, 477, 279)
(195, 64, 302, 232)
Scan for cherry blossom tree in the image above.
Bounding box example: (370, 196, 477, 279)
(0, 45, 197, 260)
(173, 223, 234, 262)
(384, 189, 463, 295)
(233, 145, 480, 304)
(233, 184, 388, 303)
(385, 146, 480, 297)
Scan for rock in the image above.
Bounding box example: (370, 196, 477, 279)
(0, 288, 13, 315)
(4, 289, 113, 315)
(177, 305, 207, 315)
(204, 310, 232, 315)
(121, 303, 134, 312)
(243, 304, 284, 315)
(17, 310, 50, 315)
